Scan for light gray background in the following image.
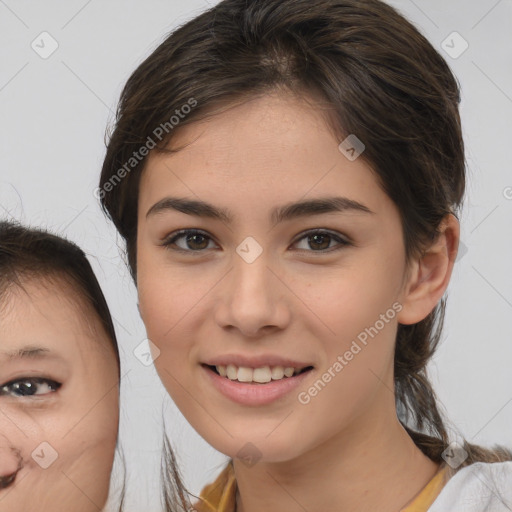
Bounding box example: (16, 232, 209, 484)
(1, 1, 511, 511)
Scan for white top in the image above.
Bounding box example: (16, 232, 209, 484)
(429, 461, 512, 511)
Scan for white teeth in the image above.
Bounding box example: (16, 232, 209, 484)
(253, 366, 271, 383)
(226, 364, 238, 380)
(284, 367, 295, 377)
(271, 366, 284, 380)
(215, 364, 304, 383)
(237, 367, 253, 383)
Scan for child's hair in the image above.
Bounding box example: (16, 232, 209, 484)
(98, 0, 512, 497)
(0, 220, 119, 369)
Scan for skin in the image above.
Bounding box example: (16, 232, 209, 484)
(0, 277, 119, 512)
(136, 91, 459, 512)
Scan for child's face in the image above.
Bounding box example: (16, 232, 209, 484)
(136, 92, 414, 463)
(0, 278, 119, 512)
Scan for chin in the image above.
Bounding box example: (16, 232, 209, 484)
(206, 430, 308, 466)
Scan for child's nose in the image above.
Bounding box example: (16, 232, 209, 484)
(0, 444, 22, 489)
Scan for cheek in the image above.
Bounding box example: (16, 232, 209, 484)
(287, 258, 402, 415)
(137, 277, 179, 339)
(0, 399, 118, 509)
(0, 434, 23, 478)
(0, 407, 57, 468)
(137, 248, 216, 345)
(137, 244, 183, 335)
(137, 267, 197, 401)
(13, 388, 119, 464)
(290, 254, 404, 344)
(137, 259, 216, 428)
(40, 390, 119, 507)
(58, 391, 119, 501)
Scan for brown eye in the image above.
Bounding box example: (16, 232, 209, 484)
(184, 233, 209, 250)
(308, 233, 331, 250)
(293, 230, 350, 252)
(162, 229, 217, 252)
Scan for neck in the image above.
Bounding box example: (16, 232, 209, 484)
(233, 406, 440, 512)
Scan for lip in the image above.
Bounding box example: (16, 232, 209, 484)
(202, 363, 314, 406)
(203, 354, 311, 369)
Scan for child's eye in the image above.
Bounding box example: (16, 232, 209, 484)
(162, 229, 350, 253)
(0, 378, 62, 398)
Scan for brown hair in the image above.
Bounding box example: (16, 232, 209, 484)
(99, 0, 511, 498)
(0, 220, 120, 369)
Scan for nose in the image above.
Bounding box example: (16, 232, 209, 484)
(214, 252, 291, 337)
(0, 441, 22, 489)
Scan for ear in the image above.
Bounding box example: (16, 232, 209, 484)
(397, 214, 460, 325)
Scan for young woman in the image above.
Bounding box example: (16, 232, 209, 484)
(98, 0, 512, 510)
(0, 221, 121, 512)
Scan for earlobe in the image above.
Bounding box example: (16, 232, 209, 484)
(397, 214, 460, 325)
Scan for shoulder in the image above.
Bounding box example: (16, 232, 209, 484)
(193, 462, 236, 512)
(428, 461, 512, 512)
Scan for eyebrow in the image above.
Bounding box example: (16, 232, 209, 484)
(146, 196, 374, 224)
(0, 346, 59, 361)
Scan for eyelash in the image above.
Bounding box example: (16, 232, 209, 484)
(0, 377, 62, 398)
(161, 228, 351, 254)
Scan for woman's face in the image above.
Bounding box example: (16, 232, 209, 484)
(137, 92, 415, 463)
(0, 278, 119, 512)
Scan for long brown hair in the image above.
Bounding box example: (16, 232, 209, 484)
(99, 0, 511, 504)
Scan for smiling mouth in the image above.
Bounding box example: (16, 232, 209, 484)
(206, 364, 314, 384)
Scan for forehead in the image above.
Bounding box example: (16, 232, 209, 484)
(0, 276, 111, 359)
(147, 92, 340, 177)
(139, 92, 395, 222)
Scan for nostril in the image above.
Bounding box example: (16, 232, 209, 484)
(0, 445, 23, 490)
(0, 471, 17, 490)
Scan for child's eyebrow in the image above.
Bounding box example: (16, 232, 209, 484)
(146, 196, 374, 224)
(0, 346, 63, 361)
